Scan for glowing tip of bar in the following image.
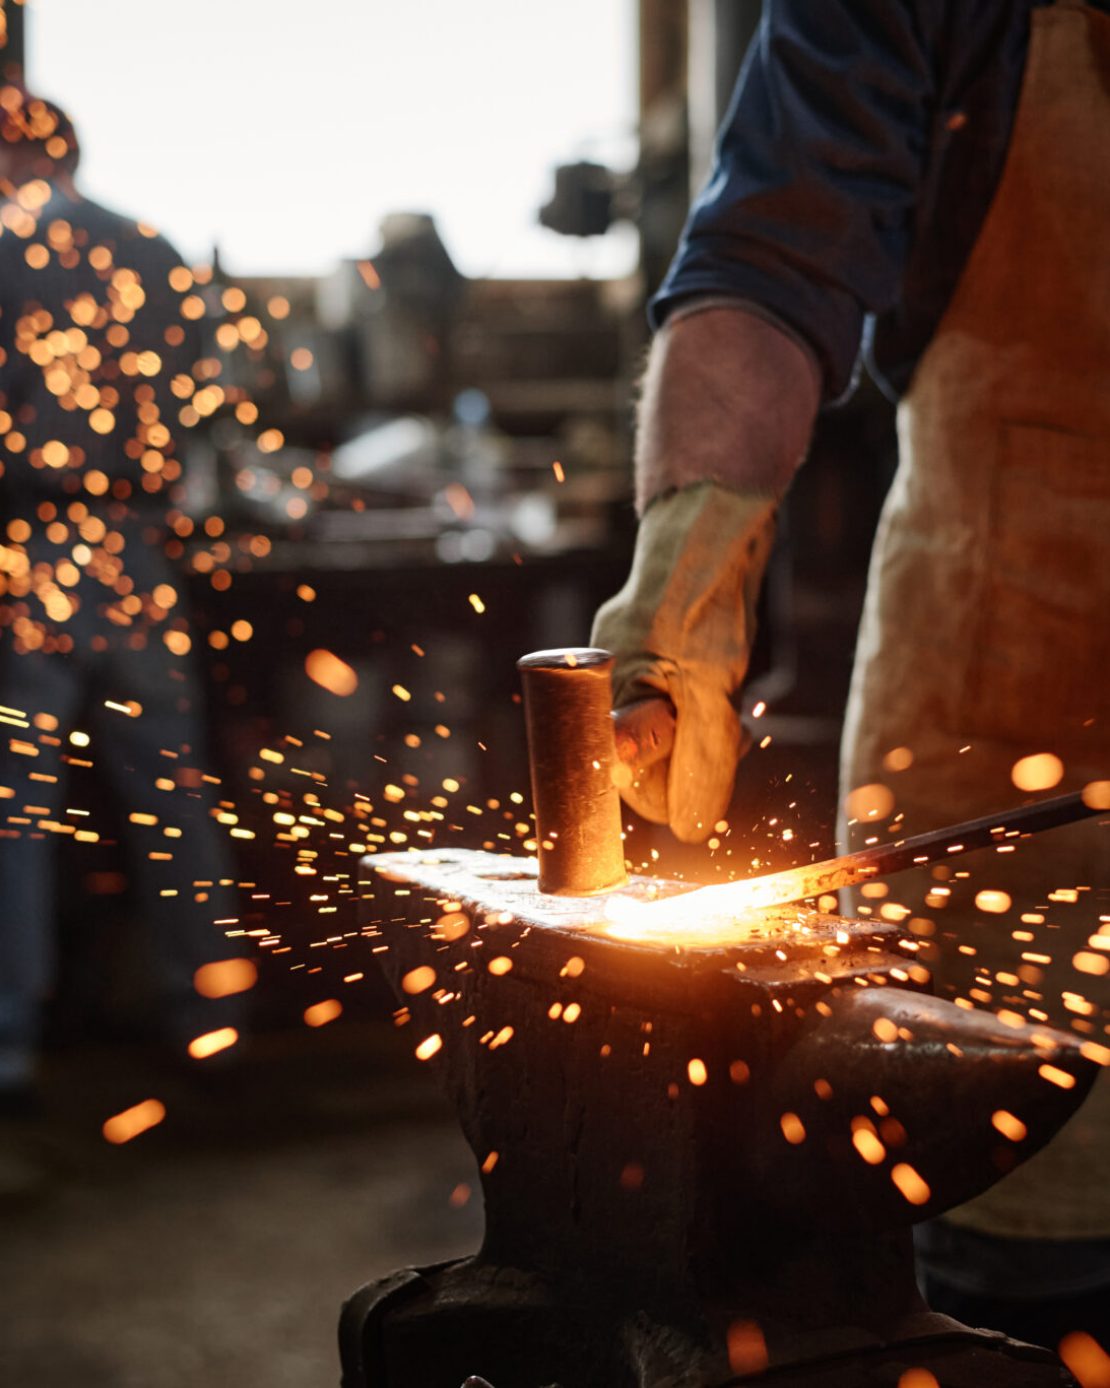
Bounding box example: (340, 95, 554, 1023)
(598, 868, 820, 947)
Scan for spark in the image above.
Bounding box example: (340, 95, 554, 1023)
(402, 966, 436, 995)
(103, 1098, 165, 1145)
(890, 1162, 930, 1205)
(188, 1026, 239, 1059)
(305, 649, 358, 696)
(990, 1110, 1027, 1141)
(193, 958, 257, 998)
(1058, 1334, 1110, 1388)
(1011, 752, 1065, 791)
(304, 999, 342, 1027)
(851, 1127, 886, 1165)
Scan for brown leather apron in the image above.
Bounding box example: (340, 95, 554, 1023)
(840, 0, 1110, 1238)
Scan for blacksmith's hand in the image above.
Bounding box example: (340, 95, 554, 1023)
(591, 481, 776, 843)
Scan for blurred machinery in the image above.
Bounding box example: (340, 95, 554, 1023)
(189, 213, 637, 560)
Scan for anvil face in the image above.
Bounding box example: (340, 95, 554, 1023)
(368, 844, 916, 1001)
(353, 848, 1096, 1386)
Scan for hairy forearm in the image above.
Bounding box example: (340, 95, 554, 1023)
(634, 302, 823, 514)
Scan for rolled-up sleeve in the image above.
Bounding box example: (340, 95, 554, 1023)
(652, 0, 938, 400)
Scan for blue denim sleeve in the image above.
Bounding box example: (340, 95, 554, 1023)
(652, 0, 939, 401)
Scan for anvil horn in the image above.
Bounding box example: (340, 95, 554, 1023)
(756, 984, 1098, 1230)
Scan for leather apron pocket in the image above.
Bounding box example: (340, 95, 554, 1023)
(961, 421, 1110, 744)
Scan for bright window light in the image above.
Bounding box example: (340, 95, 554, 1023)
(31, 0, 639, 279)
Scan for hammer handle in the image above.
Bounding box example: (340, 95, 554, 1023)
(611, 697, 754, 773)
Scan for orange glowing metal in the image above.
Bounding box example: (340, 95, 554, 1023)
(601, 791, 1102, 945)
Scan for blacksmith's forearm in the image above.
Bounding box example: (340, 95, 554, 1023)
(634, 302, 822, 515)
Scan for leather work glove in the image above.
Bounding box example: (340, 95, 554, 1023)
(591, 480, 777, 843)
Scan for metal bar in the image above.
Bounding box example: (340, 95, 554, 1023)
(716, 790, 1106, 913)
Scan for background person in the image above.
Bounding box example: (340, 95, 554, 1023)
(0, 90, 243, 1134)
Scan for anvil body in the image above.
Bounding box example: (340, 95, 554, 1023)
(342, 849, 1093, 1387)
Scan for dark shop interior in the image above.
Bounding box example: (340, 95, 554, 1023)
(1, 2, 1108, 1386)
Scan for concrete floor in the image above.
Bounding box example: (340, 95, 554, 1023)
(0, 1022, 483, 1388)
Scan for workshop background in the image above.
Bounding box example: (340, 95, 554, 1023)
(0, 2, 897, 1384)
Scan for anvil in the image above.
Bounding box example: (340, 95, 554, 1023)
(341, 847, 1095, 1387)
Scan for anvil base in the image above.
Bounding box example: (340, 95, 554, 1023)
(339, 1258, 1072, 1387)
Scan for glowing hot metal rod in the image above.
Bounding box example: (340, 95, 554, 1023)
(605, 788, 1108, 938)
